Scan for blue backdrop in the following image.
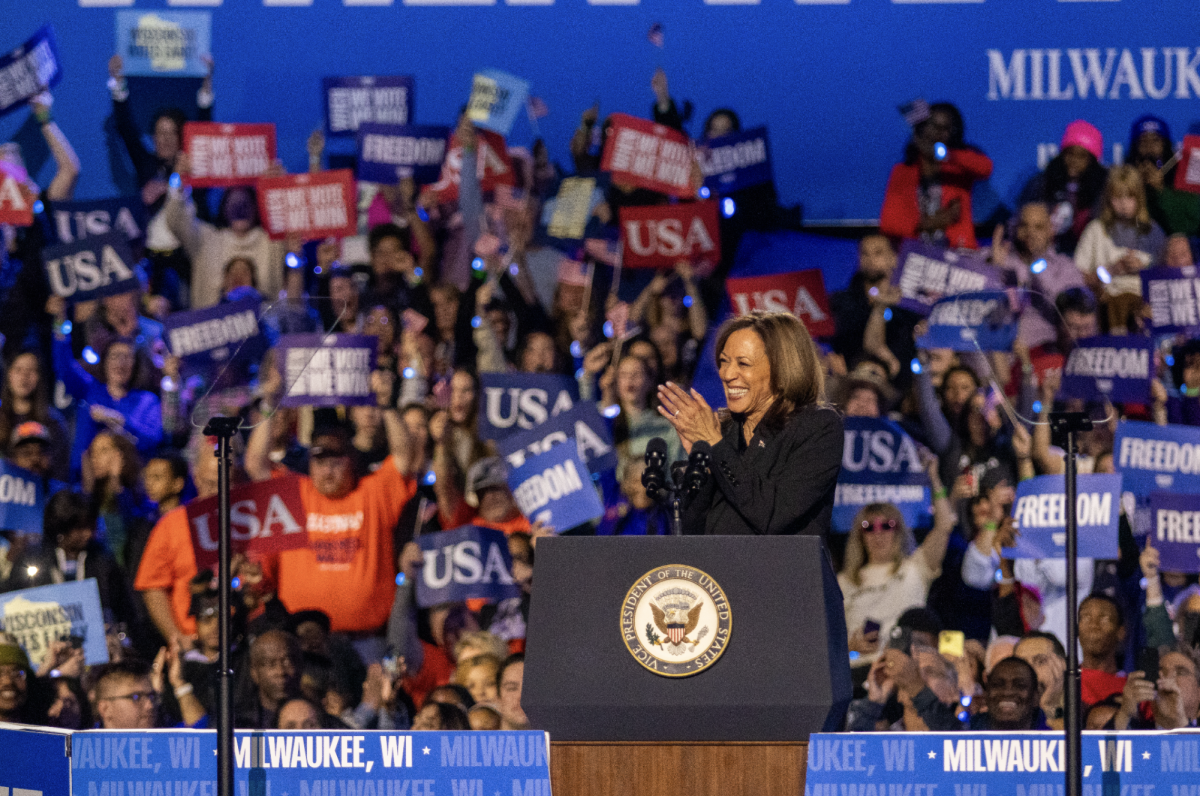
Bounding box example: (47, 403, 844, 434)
(3, 1, 1197, 224)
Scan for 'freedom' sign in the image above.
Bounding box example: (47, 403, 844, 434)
(832, 417, 931, 532)
(277, 334, 377, 408)
(257, 170, 357, 241)
(508, 443, 604, 532)
(0, 460, 48, 535)
(1149, 491, 1200, 573)
(726, 269, 835, 338)
(466, 69, 531, 137)
(478, 372, 577, 441)
(183, 122, 276, 188)
(697, 126, 773, 195)
(1005, 473, 1122, 559)
(164, 297, 265, 382)
(186, 475, 308, 570)
(1142, 266, 1200, 333)
(619, 201, 720, 270)
(324, 75, 414, 135)
(43, 231, 140, 302)
(0, 25, 61, 118)
(1113, 420, 1200, 499)
(916, 290, 1018, 352)
(601, 113, 695, 199)
(1060, 335, 1153, 404)
(0, 580, 107, 670)
(415, 525, 520, 608)
(892, 240, 1001, 316)
(356, 123, 449, 185)
(497, 401, 617, 475)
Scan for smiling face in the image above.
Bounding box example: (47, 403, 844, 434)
(104, 342, 136, 389)
(616, 356, 651, 409)
(985, 658, 1039, 729)
(1016, 204, 1054, 259)
(7, 352, 39, 400)
(718, 328, 774, 421)
(860, 512, 899, 564)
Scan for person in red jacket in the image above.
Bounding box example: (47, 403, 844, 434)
(880, 103, 993, 250)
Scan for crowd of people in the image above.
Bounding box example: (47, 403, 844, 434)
(0, 54, 1199, 735)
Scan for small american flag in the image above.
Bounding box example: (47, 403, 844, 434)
(898, 98, 930, 127)
(647, 22, 664, 48)
(606, 301, 631, 339)
(557, 256, 590, 287)
(527, 95, 549, 120)
(494, 184, 527, 212)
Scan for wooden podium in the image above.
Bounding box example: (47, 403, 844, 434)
(550, 741, 808, 796)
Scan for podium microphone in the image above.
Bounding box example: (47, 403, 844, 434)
(641, 437, 669, 501)
(683, 448, 711, 497)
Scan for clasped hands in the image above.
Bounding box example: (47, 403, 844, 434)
(657, 382, 722, 455)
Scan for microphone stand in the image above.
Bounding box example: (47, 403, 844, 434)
(1050, 411, 1091, 796)
(203, 416, 241, 796)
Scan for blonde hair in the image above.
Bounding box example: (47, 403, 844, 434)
(839, 503, 917, 587)
(453, 654, 502, 688)
(714, 311, 826, 427)
(452, 630, 509, 663)
(1100, 165, 1153, 235)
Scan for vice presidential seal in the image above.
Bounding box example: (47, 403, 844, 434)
(620, 564, 731, 677)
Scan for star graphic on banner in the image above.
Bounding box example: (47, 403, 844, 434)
(928, 750, 937, 759)
(1143, 751, 1152, 760)
(423, 746, 431, 755)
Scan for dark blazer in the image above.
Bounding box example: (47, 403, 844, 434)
(682, 405, 843, 536)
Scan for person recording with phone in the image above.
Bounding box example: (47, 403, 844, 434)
(656, 311, 843, 537)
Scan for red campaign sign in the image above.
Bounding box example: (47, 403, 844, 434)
(422, 129, 514, 204)
(183, 122, 277, 188)
(725, 269, 836, 338)
(257, 169, 358, 241)
(186, 475, 308, 570)
(618, 201, 720, 270)
(0, 171, 35, 227)
(601, 113, 695, 199)
(1174, 135, 1200, 195)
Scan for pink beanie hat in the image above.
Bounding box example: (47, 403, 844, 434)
(1060, 120, 1103, 162)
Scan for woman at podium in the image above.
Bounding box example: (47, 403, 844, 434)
(657, 311, 843, 536)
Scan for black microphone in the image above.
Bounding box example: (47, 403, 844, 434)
(670, 461, 688, 491)
(642, 437, 669, 501)
(684, 448, 711, 497)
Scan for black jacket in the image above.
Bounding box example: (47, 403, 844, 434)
(683, 405, 843, 537)
(9, 541, 135, 626)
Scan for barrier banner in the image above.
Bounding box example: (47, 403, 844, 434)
(498, 401, 617, 475)
(509, 442, 604, 531)
(727, 268, 835, 337)
(0, 25, 61, 117)
(0, 579, 108, 669)
(833, 417, 931, 533)
(183, 122, 275, 188)
(186, 475, 308, 570)
(697, 126, 773, 195)
(478, 372, 578, 441)
(1005, 473, 1122, 559)
(356, 123, 449, 185)
(601, 113, 695, 199)
(0, 725, 71, 796)
(917, 290, 1018, 352)
(466, 69, 531, 137)
(892, 241, 1001, 316)
(415, 525, 520, 608)
(619, 201, 719, 271)
(46, 196, 146, 245)
(1113, 419, 1200, 499)
(1149, 490, 1200, 573)
(43, 231, 140, 302)
(257, 170, 357, 241)
(115, 10, 210, 77)
(1141, 265, 1200, 333)
(164, 297, 265, 382)
(1059, 335, 1153, 404)
(324, 75, 414, 135)
(276, 333, 376, 408)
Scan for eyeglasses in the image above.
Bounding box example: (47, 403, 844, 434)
(861, 518, 898, 534)
(100, 690, 158, 705)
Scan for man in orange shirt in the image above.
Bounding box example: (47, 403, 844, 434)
(247, 372, 419, 663)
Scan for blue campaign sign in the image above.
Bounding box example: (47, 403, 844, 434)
(478, 372, 578, 441)
(0, 459, 48, 535)
(415, 525, 521, 608)
(916, 290, 1018, 352)
(892, 241, 1002, 316)
(164, 297, 265, 382)
(324, 76, 415, 135)
(67, 729, 551, 795)
(1006, 473, 1122, 559)
(115, 11, 211, 77)
(357, 123, 450, 185)
(1149, 491, 1200, 574)
(466, 69, 530, 137)
(807, 731, 1194, 791)
(698, 126, 773, 195)
(42, 231, 140, 303)
(497, 401, 617, 475)
(1113, 420, 1200, 500)
(1060, 335, 1153, 404)
(44, 196, 147, 245)
(1142, 265, 1200, 334)
(0, 579, 108, 669)
(831, 417, 931, 533)
(0, 25, 61, 117)
(0, 726, 71, 796)
(508, 442, 604, 532)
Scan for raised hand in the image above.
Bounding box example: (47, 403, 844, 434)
(657, 382, 722, 454)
